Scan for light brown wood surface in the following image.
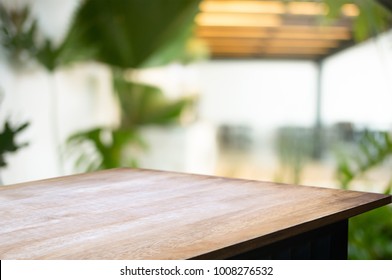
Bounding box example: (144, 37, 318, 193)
(0, 168, 390, 259)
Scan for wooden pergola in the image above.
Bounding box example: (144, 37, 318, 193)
(195, 0, 360, 61)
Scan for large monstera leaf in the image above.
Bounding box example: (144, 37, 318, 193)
(65, 0, 201, 69)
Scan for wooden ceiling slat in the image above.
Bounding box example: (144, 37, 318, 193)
(273, 31, 350, 40)
(200, 0, 358, 17)
(196, 26, 351, 39)
(200, 0, 286, 14)
(266, 39, 339, 48)
(287, 2, 327, 15)
(196, 13, 282, 27)
(264, 47, 329, 54)
(195, 0, 357, 60)
(212, 52, 319, 59)
(197, 28, 270, 38)
(204, 38, 340, 48)
(197, 30, 351, 41)
(209, 45, 329, 55)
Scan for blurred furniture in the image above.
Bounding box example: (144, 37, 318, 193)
(0, 168, 390, 259)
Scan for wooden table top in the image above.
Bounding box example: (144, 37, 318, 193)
(1, 168, 391, 259)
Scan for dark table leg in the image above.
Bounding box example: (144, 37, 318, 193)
(229, 220, 348, 260)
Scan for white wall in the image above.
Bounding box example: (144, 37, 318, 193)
(197, 60, 318, 128)
(322, 29, 392, 129)
(0, 62, 117, 184)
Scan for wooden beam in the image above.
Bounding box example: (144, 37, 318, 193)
(198, 52, 320, 60)
(204, 38, 341, 48)
(195, 13, 282, 27)
(196, 26, 352, 40)
(209, 45, 329, 55)
(200, 0, 286, 14)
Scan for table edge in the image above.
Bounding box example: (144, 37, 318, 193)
(190, 194, 392, 260)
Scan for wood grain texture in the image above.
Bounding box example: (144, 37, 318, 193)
(0, 168, 390, 260)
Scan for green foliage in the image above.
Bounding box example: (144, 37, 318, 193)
(324, 0, 392, 41)
(58, 0, 201, 172)
(336, 130, 392, 189)
(1, 0, 203, 71)
(34, 36, 94, 72)
(114, 74, 193, 129)
(66, 0, 201, 69)
(67, 128, 144, 171)
(34, 39, 62, 72)
(348, 205, 392, 259)
(1, 1, 200, 172)
(335, 130, 392, 259)
(377, 0, 392, 12)
(0, 3, 85, 72)
(0, 4, 38, 67)
(64, 0, 200, 172)
(0, 121, 29, 168)
(352, 0, 392, 41)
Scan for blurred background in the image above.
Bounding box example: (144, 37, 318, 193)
(1, 0, 392, 259)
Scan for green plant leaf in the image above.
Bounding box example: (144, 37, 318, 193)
(336, 131, 392, 188)
(35, 39, 60, 72)
(114, 74, 193, 128)
(384, 180, 392, 195)
(64, 0, 201, 69)
(323, 0, 392, 41)
(67, 127, 145, 171)
(348, 206, 392, 259)
(0, 4, 38, 66)
(0, 121, 29, 168)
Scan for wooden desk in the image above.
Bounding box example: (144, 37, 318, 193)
(0, 168, 390, 259)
